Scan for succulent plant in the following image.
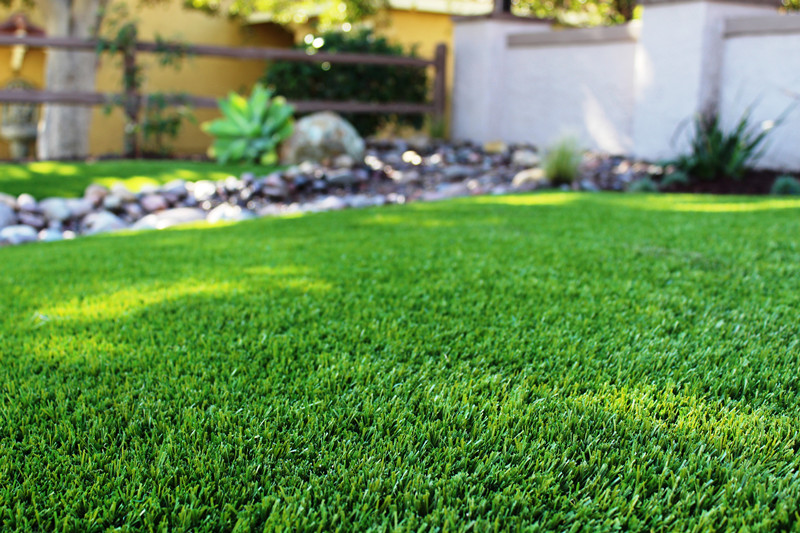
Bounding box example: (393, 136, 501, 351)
(202, 84, 294, 165)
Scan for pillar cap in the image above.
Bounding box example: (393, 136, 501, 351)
(639, 0, 781, 6)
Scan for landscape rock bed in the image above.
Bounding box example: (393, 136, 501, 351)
(0, 139, 661, 246)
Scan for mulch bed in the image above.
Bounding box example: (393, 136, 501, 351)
(661, 169, 784, 195)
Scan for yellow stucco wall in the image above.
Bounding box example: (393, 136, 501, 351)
(0, 4, 453, 159)
(379, 9, 454, 131)
(0, 6, 46, 159)
(91, 2, 294, 156)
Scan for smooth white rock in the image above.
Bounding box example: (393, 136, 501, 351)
(191, 180, 217, 202)
(132, 208, 206, 231)
(0, 224, 37, 244)
(82, 211, 128, 235)
(206, 204, 255, 224)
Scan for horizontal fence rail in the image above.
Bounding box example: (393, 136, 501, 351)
(0, 34, 447, 157)
(0, 34, 437, 67)
(0, 89, 438, 113)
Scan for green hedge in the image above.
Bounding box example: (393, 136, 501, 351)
(263, 28, 428, 135)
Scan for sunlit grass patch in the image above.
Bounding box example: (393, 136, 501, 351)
(1, 193, 800, 531)
(0, 160, 271, 199)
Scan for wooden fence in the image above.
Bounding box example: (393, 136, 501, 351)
(0, 34, 447, 156)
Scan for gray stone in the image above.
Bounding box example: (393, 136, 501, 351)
(345, 194, 383, 209)
(38, 228, 64, 242)
(511, 168, 549, 191)
(423, 183, 470, 202)
(123, 203, 144, 219)
(326, 169, 361, 186)
(256, 204, 284, 218)
(110, 183, 136, 202)
(442, 165, 478, 181)
(0, 192, 16, 209)
(208, 204, 255, 224)
(312, 195, 347, 212)
(579, 180, 600, 192)
(103, 194, 123, 211)
(140, 194, 168, 213)
(333, 154, 357, 168)
(389, 169, 421, 184)
(84, 184, 110, 205)
(82, 211, 128, 235)
(511, 149, 541, 168)
(281, 112, 365, 165)
(260, 174, 288, 198)
(483, 140, 508, 155)
(138, 184, 160, 195)
(18, 211, 45, 229)
(132, 208, 206, 231)
(206, 204, 255, 224)
(0, 224, 37, 245)
(40, 198, 71, 222)
(65, 198, 94, 219)
(0, 203, 16, 229)
(161, 179, 187, 197)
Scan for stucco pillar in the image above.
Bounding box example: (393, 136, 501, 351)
(632, 0, 780, 161)
(451, 15, 550, 143)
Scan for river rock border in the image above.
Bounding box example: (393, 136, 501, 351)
(0, 140, 655, 247)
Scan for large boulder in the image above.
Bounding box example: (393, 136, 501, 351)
(281, 112, 365, 165)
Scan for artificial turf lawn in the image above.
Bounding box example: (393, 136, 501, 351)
(2, 192, 800, 531)
(0, 160, 269, 199)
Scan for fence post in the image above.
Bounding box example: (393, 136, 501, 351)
(432, 43, 447, 124)
(122, 27, 140, 158)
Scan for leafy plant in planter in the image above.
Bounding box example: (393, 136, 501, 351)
(202, 85, 294, 165)
(668, 108, 784, 181)
(263, 28, 428, 136)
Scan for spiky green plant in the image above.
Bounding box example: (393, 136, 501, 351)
(670, 109, 779, 181)
(202, 84, 294, 165)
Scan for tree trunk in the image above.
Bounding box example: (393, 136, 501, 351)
(37, 0, 101, 160)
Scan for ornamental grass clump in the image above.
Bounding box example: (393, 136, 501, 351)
(543, 136, 583, 185)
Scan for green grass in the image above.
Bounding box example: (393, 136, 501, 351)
(2, 192, 800, 531)
(0, 160, 270, 199)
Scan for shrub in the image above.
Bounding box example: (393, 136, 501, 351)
(202, 85, 294, 165)
(660, 170, 690, 188)
(263, 28, 428, 136)
(627, 177, 660, 193)
(543, 136, 583, 185)
(669, 109, 775, 181)
(771, 175, 800, 196)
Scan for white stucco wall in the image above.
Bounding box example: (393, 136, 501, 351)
(720, 25, 800, 170)
(632, 1, 776, 161)
(451, 18, 550, 143)
(452, 3, 800, 169)
(502, 36, 637, 153)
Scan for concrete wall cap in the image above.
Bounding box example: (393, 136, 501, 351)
(508, 21, 640, 47)
(452, 13, 553, 24)
(725, 13, 800, 36)
(639, 0, 781, 6)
